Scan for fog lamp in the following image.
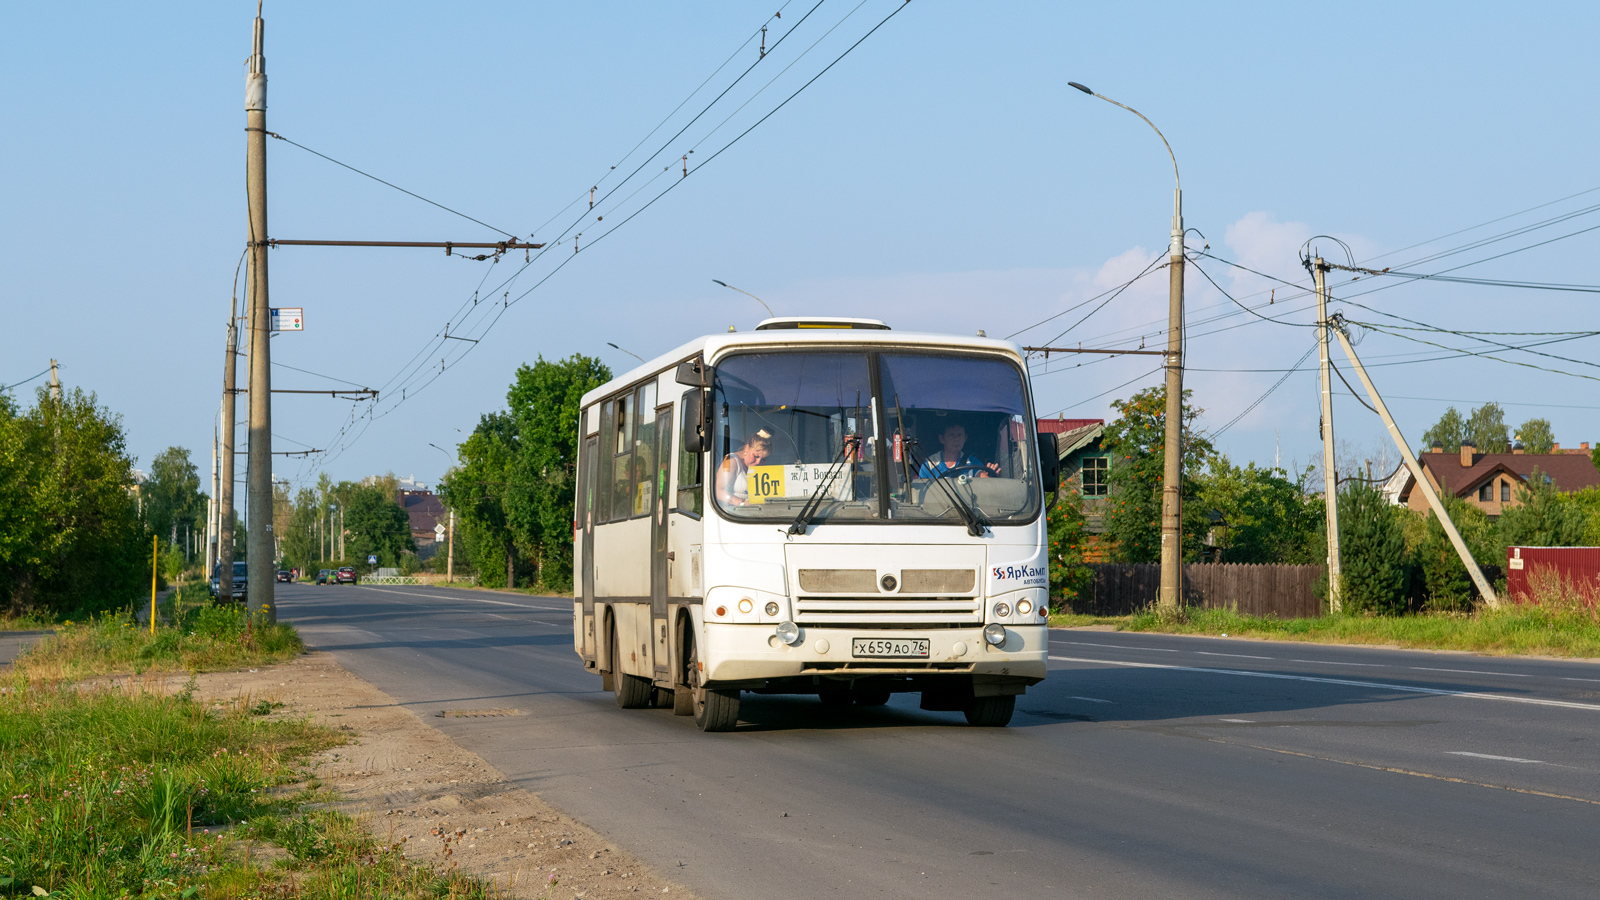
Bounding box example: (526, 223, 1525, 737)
(776, 621, 801, 646)
(764, 601, 780, 617)
(1016, 599, 1033, 616)
(992, 601, 1011, 618)
(983, 623, 1007, 646)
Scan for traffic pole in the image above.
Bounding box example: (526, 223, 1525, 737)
(245, 3, 275, 625)
(151, 534, 158, 634)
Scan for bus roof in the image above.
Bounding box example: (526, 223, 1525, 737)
(581, 328, 1029, 408)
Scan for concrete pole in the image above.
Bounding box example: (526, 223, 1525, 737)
(1314, 259, 1343, 612)
(1330, 320, 1499, 607)
(218, 317, 238, 601)
(447, 508, 455, 583)
(245, 5, 275, 623)
(48, 359, 61, 402)
(1158, 187, 1185, 612)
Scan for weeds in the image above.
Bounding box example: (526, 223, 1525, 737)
(13, 607, 303, 681)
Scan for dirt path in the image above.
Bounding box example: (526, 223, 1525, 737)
(188, 652, 698, 899)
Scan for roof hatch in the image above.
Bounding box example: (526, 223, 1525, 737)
(754, 316, 890, 331)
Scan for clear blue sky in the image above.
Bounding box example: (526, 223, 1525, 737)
(5, 1, 1598, 495)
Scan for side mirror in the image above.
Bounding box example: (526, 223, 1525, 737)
(682, 389, 710, 453)
(675, 358, 706, 387)
(1037, 432, 1061, 497)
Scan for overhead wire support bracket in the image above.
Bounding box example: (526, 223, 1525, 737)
(1022, 346, 1168, 357)
(267, 238, 544, 260)
(232, 388, 379, 399)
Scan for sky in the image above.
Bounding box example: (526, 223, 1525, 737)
(4, 1, 1599, 497)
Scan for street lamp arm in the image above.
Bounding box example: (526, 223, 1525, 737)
(712, 279, 776, 318)
(1069, 82, 1179, 192)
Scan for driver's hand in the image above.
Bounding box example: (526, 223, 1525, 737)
(980, 462, 1000, 477)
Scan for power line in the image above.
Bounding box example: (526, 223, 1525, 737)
(1209, 343, 1317, 438)
(2, 366, 51, 392)
(1042, 365, 1164, 417)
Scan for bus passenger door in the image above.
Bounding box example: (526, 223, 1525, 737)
(651, 403, 673, 679)
(581, 434, 598, 660)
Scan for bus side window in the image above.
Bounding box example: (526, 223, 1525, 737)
(598, 399, 617, 524)
(677, 390, 704, 515)
(611, 392, 634, 521)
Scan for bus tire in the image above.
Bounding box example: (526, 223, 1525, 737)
(819, 692, 853, 708)
(854, 691, 891, 707)
(963, 695, 1015, 727)
(611, 625, 652, 709)
(687, 637, 739, 732)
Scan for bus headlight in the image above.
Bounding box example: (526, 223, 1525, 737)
(776, 621, 801, 646)
(1016, 599, 1033, 616)
(992, 601, 1011, 618)
(983, 623, 1007, 646)
(764, 601, 780, 617)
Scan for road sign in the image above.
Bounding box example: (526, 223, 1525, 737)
(367, 554, 377, 565)
(434, 522, 446, 538)
(269, 308, 304, 331)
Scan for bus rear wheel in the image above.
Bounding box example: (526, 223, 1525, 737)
(854, 691, 891, 707)
(611, 623, 652, 709)
(687, 637, 739, 732)
(964, 695, 1015, 727)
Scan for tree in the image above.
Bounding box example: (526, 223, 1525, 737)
(441, 413, 520, 588)
(1413, 497, 1496, 612)
(1464, 402, 1509, 453)
(1046, 494, 1093, 610)
(1497, 468, 1586, 549)
(1515, 418, 1555, 454)
(1336, 481, 1408, 615)
(342, 483, 416, 570)
(0, 386, 145, 617)
(1197, 456, 1322, 564)
(1102, 385, 1213, 563)
(280, 487, 319, 574)
(503, 354, 610, 591)
(144, 446, 205, 547)
(1420, 407, 1465, 452)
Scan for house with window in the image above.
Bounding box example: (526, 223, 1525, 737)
(1039, 417, 1109, 530)
(1393, 441, 1600, 517)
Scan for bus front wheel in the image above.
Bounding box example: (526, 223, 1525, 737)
(964, 695, 1015, 727)
(686, 637, 739, 732)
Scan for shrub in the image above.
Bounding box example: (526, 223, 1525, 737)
(1337, 482, 1407, 615)
(1047, 494, 1093, 609)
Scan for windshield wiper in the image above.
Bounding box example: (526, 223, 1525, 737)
(903, 440, 989, 537)
(788, 434, 858, 535)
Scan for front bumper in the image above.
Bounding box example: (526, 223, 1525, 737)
(701, 622, 1047, 684)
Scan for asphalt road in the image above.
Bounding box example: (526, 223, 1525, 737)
(277, 582, 1600, 899)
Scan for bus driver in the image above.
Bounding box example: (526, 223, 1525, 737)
(715, 429, 773, 506)
(917, 422, 1001, 479)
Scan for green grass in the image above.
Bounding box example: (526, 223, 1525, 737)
(0, 677, 498, 898)
(13, 591, 304, 681)
(1048, 604, 1600, 658)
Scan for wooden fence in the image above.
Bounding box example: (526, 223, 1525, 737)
(1071, 563, 1327, 618)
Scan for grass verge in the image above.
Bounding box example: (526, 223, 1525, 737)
(1048, 605, 1600, 658)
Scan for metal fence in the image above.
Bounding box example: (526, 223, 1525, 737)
(1069, 563, 1327, 618)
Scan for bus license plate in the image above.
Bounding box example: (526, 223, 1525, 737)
(852, 638, 930, 659)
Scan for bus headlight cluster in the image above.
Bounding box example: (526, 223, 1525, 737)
(764, 601, 780, 617)
(1016, 599, 1033, 616)
(983, 623, 1007, 646)
(992, 601, 1011, 618)
(775, 621, 801, 645)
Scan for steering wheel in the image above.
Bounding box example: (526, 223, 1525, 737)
(936, 464, 991, 478)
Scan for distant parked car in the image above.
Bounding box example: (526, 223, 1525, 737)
(276, 570, 292, 583)
(315, 569, 333, 585)
(209, 561, 248, 602)
(336, 566, 357, 585)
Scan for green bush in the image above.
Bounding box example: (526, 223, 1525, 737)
(1337, 482, 1408, 615)
(1047, 494, 1093, 609)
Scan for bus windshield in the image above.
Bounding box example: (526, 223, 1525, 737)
(710, 349, 1040, 525)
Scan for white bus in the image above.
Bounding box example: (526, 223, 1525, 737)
(573, 317, 1059, 731)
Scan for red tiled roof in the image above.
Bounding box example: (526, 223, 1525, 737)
(1414, 452, 1600, 497)
(1037, 418, 1104, 434)
(398, 490, 445, 535)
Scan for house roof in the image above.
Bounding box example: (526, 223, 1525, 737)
(399, 490, 446, 535)
(1037, 417, 1104, 434)
(1404, 451, 1600, 499)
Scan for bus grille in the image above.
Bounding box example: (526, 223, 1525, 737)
(793, 597, 981, 627)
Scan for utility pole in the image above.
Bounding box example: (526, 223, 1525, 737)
(1067, 81, 1187, 614)
(1314, 258, 1342, 612)
(48, 359, 61, 402)
(1329, 316, 1499, 607)
(446, 508, 455, 583)
(219, 308, 239, 600)
(245, 3, 275, 623)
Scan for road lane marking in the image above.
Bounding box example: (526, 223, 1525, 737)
(1197, 651, 1275, 660)
(1411, 667, 1529, 677)
(1290, 659, 1385, 667)
(1067, 696, 1113, 704)
(1049, 640, 1178, 652)
(1220, 718, 1254, 723)
(1448, 752, 1546, 764)
(352, 585, 570, 623)
(1047, 655, 1600, 711)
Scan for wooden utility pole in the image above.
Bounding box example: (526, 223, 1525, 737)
(1314, 258, 1343, 612)
(245, 3, 275, 623)
(1329, 316, 1498, 607)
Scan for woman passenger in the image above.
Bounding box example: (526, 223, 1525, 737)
(716, 430, 773, 506)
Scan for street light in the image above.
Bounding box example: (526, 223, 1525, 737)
(428, 442, 456, 464)
(606, 342, 646, 363)
(712, 280, 776, 318)
(1068, 80, 1186, 614)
